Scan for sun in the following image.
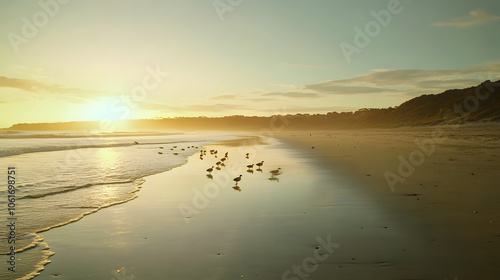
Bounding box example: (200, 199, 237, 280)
(87, 97, 129, 122)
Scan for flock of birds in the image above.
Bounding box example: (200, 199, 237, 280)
(201, 149, 282, 191)
(134, 141, 200, 156)
(134, 141, 283, 191)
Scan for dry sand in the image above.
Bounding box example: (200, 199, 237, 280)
(276, 124, 500, 278)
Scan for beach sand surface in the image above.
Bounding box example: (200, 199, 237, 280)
(276, 124, 500, 279)
(31, 135, 464, 280)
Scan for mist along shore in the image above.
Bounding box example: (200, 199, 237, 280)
(28, 125, 500, 279)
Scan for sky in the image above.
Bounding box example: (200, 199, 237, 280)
(1, 0, 499, 129)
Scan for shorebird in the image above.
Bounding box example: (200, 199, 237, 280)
(224, 152, 228, 157)
(245, 153, 249, 158)
(134, 141, 139, 144)
(216, 161, 221, 166)
(246, 164, 254, 169)
(159, 147, 163, 149)
(158, 152, 163, 154)
(206, 166, 214, 173)
(233, 175, 242, 185)
(220, 157, 226, 162)
(173, 146, 177, 148)
(256, 161, 264, 168)
(270, 168, 281, 176)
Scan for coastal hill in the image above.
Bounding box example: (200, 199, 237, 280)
(4, 80, 499, 131)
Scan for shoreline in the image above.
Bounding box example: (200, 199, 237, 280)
(20, 127, 500, 279)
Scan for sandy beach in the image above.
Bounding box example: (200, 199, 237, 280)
(276, 124, 500, 278)
(27, 126, 500, 280)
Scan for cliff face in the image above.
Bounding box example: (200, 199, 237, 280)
(5, 80, 500, 131)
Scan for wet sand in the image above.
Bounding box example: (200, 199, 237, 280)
(28, 136, 419, 279)
(276, 124, 500, 279)
(32, 126, 500, 279)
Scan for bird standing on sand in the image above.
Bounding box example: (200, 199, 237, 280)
(225, 152, 228, 157)
(206, 166, 214, 173)
(216, 161, 221, 166)
(247, 164, 254, 169)
(233, 175, 242, 185)
(220, 157, 226, 162)
(158, 152, 163, 154)
(256, 161, 264, 168)
(245, 153, 249, 158)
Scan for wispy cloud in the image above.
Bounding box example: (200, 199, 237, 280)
(137, 102, 251, 113)
(303, 61, 500, 96)
(0, 76, 107, 98)
(433, 10, 500, 27)
(262, 91, 320, 98)
(281, 63, 326, 68)
(209, 94, 239, 100)
(258, 106, 356, 113)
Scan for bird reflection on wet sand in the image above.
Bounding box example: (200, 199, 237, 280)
(206, 174, 213, 180)
(268, 177, 279, 182)
(232, 186, 242, 192)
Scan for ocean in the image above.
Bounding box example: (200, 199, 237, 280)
(0, 130, 238, 279)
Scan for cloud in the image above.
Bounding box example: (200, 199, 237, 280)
(209, 94, 239, 100)
(304, 83, 397, 95)
(433, 10, 500, 27)
(262, 91, 320, 98)
(258, 106, 357, 114)
(303, 61, 500, 96)
(182, 103, 250, 112)
(0, 76, 107, 97)
(245, 98, 277, 102)
(137, 102, 251, 113)
(281, 63, 326, 68)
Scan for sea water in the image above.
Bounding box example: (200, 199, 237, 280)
(0, 130, 238, 279)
